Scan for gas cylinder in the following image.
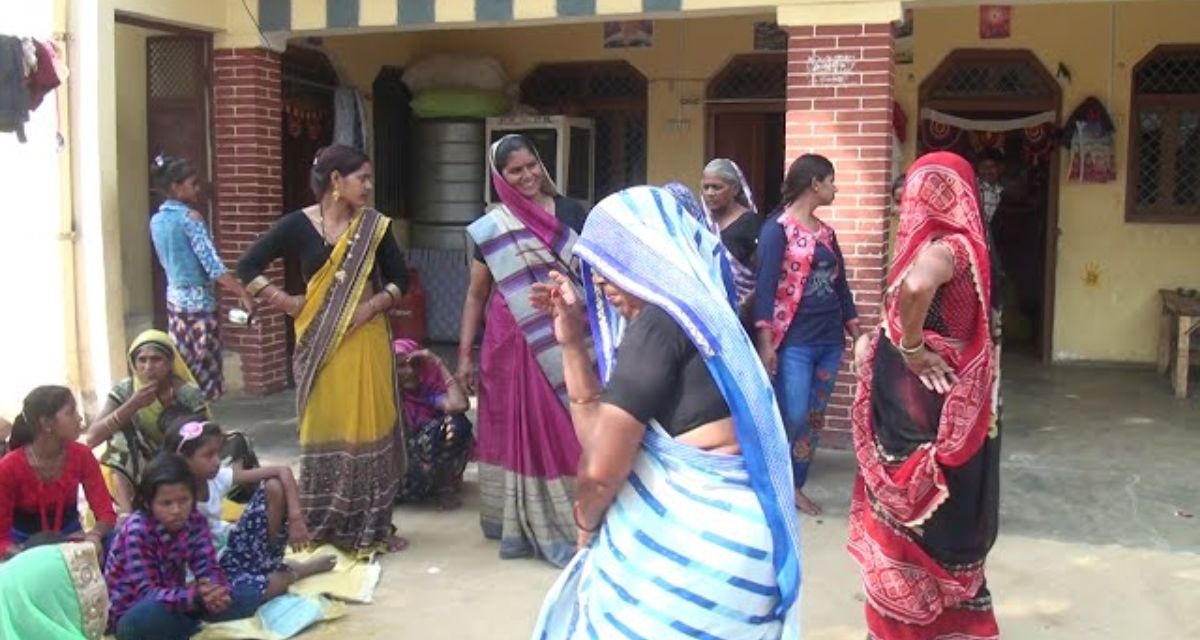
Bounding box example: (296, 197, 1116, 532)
(390, 268, 427, 342)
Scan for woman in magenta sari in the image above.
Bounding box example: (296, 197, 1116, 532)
(456, 134, 586, 567)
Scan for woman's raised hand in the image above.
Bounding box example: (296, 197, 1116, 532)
(531, 271, 585, 346)
(127, 383, 160, 411)
(903, 346, 959, 394)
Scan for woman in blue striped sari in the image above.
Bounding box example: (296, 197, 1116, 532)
(530, 186, 801, 639)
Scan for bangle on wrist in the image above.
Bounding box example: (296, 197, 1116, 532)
(569, 393, 601, 406)
(246, 276, 270, 297)
(897, 337, 925, 356)
(383, 283, 402, 304)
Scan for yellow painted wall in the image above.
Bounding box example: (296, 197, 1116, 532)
(112, 0, 227, 31)
(320, 13, 774, 184)
(896, 1, 1200, 363)
(115, 23, 158, 339)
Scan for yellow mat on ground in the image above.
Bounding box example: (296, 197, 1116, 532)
(195, 546, 379, 640)
(285, 545, 382, 604)
(194, 596, 346, 640)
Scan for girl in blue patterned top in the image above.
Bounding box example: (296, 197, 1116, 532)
(149, 155, 256, 400)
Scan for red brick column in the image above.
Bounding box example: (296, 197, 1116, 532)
(786, 24, 894, 447)
(212, 48, 289, 395)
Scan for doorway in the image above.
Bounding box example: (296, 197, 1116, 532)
(280, 45, 338, 385)
(119, 15, 213, 331)
(919, 50, 1061, 360)
(706, 53, 787, 215)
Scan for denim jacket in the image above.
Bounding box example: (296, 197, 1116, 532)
(149, 200, 227, 313)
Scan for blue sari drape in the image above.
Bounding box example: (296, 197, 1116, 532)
(532, 187, 801, 639)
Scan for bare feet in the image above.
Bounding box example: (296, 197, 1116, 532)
(794, 490, 823, 516)
(290, 554, 337, 581)
(386, 534, 410, 552)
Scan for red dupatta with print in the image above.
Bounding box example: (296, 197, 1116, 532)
(847, 152, 999, 634)
(761, 212, 835, 351)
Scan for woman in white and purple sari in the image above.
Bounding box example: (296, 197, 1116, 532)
(456, 134, 587, 568)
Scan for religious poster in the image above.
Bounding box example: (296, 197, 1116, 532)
(979, 5, 1012, 39)
(754, 21, 789, 51)
(1064, 97, 1118, 183)
(892, 9, 914, 65)
(604, 21, 653, 48)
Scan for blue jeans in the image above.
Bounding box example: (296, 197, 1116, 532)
(774, 342, 843, 489)
(114, 582, 261, 640)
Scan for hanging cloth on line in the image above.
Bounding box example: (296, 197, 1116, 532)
(919, 108, 1058, 165)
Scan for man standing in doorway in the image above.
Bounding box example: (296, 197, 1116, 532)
(975, 148, 1005, 226)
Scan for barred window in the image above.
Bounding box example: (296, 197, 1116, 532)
(521, 62, 648, 200)
(1128, 46, 1200, 223)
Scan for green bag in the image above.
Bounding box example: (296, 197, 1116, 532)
(411, 88, 509, 119)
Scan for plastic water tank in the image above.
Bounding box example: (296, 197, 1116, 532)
(407, 118, 486, 226)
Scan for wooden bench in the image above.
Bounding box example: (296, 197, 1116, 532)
(1157, 289, 1200, 398)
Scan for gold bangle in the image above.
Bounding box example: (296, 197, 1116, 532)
(383, 283, 403, 303)
(570, 393, 601, 406)
(246, 276, 271, 297)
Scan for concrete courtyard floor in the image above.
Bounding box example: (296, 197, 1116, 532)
(213, 356, 1200, 639)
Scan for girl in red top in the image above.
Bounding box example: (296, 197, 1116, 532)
(0, 385, 117, 559)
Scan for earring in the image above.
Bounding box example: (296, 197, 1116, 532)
(333, 187, 341, 202)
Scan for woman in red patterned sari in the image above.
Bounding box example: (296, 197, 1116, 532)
(848, 151, 1002, 640)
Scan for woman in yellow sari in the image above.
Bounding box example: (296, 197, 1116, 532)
(86, 330, 209, 513)
(237, 144, 408, 555)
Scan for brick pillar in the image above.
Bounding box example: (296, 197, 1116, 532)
(786, 24, 894, 447)
(212, 48, 289, 395)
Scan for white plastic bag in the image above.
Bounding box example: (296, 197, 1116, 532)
(402, 54, 509, 94)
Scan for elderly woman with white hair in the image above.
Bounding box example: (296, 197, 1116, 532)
(701, 158, 763, 307)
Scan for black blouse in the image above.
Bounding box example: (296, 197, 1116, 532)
(602, 305, 730, 437)
(236, 210, 407, 290)
(472, 196, 589, 263)
(721, 211, 762, 266)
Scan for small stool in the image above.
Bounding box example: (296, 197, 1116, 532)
(1157, 289, 1200, 398)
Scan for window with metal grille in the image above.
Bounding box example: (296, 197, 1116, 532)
(1128, 46, 1200, 222)
(520, 62, 647, 200)
(707, 53, 786, 101)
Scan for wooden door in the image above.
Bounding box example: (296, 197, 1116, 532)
(711, 111, 784, 214)
(146, 35, 211, 329)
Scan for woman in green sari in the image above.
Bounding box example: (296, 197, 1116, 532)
(0, 541, 109, 639)
(86, 330, 209, 513)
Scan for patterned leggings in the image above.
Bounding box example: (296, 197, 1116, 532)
(168, 304, 223, 401)
(219, 485, 287, 596)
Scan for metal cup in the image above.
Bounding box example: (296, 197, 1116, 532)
(227, 308, 253, 326)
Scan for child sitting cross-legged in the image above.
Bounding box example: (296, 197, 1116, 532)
(164, 419, 335, 604)
(105, 453, 259, 639)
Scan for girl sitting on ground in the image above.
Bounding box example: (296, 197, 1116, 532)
(164, 419, 335, 602)
(393, 339, 473, 510)
(0, 386, 116, 560)
(105, 453, 259, 640)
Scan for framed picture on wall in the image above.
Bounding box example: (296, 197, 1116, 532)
(604, 21, 653, 48)
(980, 5, 1012, 39)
